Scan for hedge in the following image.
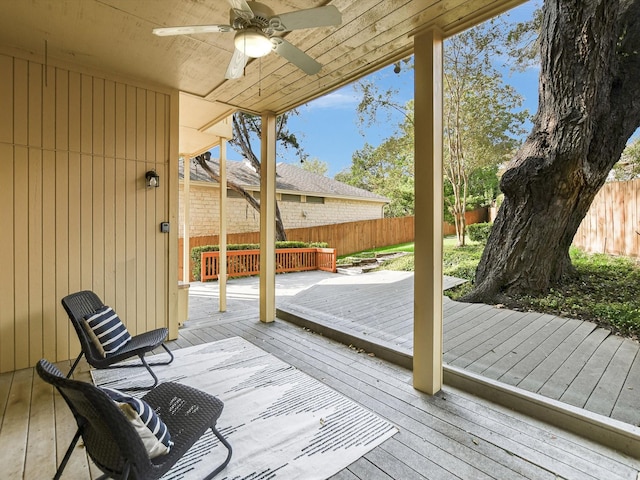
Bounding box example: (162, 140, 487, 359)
(190, 241, 329, 280)
(466, 222, 493, 244)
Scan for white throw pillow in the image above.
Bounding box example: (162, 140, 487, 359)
(102, 387, 173, 458)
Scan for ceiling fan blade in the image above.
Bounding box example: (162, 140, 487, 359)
(225, 48, 249, 79)
(269, 5, 341, 32)
(153, 25, 232, 36)
(228, 0, 254, 20)
(271, 37, 321, 75)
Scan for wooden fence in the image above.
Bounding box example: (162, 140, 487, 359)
(200, 248, 336, 281)
(178, 211, 492, 280)
(442, 207, 489, 236)
(179, 216, 414, 280)
(573, 179, 640, 257)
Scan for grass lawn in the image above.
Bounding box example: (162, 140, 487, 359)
(347, 238, 640, 340)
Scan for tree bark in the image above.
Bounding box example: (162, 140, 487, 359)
(464, 0, 640, 302)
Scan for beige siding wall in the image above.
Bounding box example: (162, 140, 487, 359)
(0, 52, 177, 373)
(178, 182, 385, 237)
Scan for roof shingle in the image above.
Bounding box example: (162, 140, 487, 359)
(179, 158, 388, 202)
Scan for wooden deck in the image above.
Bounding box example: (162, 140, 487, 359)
(277, 270, 640, 427)
(2, 270, 640, 479)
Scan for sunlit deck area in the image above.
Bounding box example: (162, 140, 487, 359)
(3, 271, 640, 479)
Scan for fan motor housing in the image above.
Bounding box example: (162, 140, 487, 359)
(231, 1, 274, 30)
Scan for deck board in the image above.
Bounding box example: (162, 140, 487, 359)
(517, 319, 596, 392)
(498, 317, 582, 386)
(584, 338, 638, 417)
(611, 348, 640, 425)
(481, 316, 571, 380)
(0, 369, 32, 479)
(560, 335, 624, 408)
(23, 376, 56, 479)
(0, 371, 12, 426)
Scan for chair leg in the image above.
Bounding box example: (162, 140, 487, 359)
(146, 343, 174, 366)
(66, 352, 84, 379)
(54, 428, 82, 480)
(109, 344, 174, 370)
(120, 355, 159, 391)
(203, 426, 233, 479)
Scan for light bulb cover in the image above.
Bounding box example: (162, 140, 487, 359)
(145, 170, 160, 188)
(234, 28, 272, 58)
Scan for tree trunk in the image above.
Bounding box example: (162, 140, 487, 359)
(464, 0, 640, 303)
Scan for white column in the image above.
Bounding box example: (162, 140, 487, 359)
(219, 140, 228, 312)
(168, 90, 180, 340)
(259, 112, 277, 322)
(182, 156, 190, 284)
(413, 28, 444, 394)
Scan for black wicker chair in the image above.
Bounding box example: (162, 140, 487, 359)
(61, 290, 174, 390)
(37, 359, 232, 480)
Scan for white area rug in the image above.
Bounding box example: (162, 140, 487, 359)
(91, 337, 398, 480)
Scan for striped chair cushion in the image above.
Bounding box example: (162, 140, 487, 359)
(83, 306, 132, 357)
(102, 387, 173, 458)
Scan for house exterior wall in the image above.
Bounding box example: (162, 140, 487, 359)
(178, 182, 385, 238)
(0, 50, 178, 373)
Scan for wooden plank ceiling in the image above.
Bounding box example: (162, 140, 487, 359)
(0, 0, 525, 154)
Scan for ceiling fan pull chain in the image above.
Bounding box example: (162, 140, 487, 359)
(259, 57, 262, 97)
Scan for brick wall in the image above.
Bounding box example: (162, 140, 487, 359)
(179, 182, 385, 238)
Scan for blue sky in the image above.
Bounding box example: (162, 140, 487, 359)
(225, 1, 541, 178)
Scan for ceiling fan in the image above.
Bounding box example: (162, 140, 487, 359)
(152, 0, 342, 79)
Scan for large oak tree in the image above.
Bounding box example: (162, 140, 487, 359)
(464, 0, 640, 302)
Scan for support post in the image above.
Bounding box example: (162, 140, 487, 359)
(259, 112, 277, 322)
(167, 90, 180, 340)
(182, 155, 190, 285)
(219, 139, 227, 312)
(413, 28, 444, 394)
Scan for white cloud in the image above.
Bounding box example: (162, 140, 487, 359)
(303, 89, 360, 110)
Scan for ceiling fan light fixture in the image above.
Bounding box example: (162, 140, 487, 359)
(234, 28, 272, 58)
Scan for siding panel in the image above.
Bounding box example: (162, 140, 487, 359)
(55, 151, 70, 362)
(0, 55, 13, 144)
(0, 144, 15, 371)
(1, 52, 173, 373)
(28, 148, 43, 366)
(14, 147, 30, 369)
(42, 150, 57, 360)
(28, 63, 42, 148)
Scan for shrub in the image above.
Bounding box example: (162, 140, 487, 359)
(467, 222, 493, 243)
(191, 241, 330, 280)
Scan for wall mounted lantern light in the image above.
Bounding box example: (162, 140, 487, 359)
(145, 170, 159, 188)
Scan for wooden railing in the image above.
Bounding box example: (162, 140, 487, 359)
(201, 248, 337, 281)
